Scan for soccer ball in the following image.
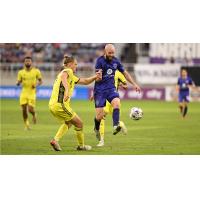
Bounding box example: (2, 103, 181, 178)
(129, 107, 143, 120)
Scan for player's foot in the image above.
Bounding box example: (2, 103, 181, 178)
(32, 114, 37, 124)
(113, 124, 122, 135)
(77, 145, 92, 151)
(94, 128, 101, 141)
(24, 126, 31, 131)
(50, 139, 62, 151)
(119, 121, 127, 135)
(97, 139, 104, 147)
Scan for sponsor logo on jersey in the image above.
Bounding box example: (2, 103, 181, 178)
(113, 63, 117, 69)
(107, 69, 113, 75)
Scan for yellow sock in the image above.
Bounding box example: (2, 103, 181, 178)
(54, 123, 68, 141)
(25, 119, 30, 127)
(100, 119, 105, 140)
(75, 127, 84, 147)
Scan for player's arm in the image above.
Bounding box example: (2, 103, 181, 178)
(176, 78, 180, 92)
(118, 81, 128, 90)
(61, 71, 69, 102)
(32, 69, 43, 88)
(16, 71, 22, 86)
(123, 70, 141, 93)
(77, 70, 102, 85)
(37, 78, 43, 86)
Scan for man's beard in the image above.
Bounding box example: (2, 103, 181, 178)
(105, 55, 113, 61)
(25, 64, 31, 68)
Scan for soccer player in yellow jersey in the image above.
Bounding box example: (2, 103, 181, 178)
(49, 56, 102, 151)
(16, 57, 43, 130)
(90, 70, 128, 147)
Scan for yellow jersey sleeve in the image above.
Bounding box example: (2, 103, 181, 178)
(63, 68, 73, 79)
(73, 75, 80, 84)
(36, 68, 42, 80)
(117, 71, 126, 84)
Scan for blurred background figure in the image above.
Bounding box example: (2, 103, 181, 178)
(1, 43, 200, 103)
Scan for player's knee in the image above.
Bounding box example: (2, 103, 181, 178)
(96, 112, 104, 121)
(28, 106, 34, 113)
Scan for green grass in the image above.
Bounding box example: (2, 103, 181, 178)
(1, 99, 200, 155)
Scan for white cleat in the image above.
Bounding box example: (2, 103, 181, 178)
(97, 140, 104, 147)
(120, 121, 127, 135)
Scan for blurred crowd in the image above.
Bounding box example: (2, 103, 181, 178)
(0, 43, 105, 64)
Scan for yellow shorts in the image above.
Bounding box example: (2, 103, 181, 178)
(20, 93, 36, 107)
(104, 101, 113, 114)
(103, 101, 121, 115)
(49, 103, 76, 123)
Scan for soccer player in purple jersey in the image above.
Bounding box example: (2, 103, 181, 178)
(176, 69, 195, 118)
(93, 44, 141, 139)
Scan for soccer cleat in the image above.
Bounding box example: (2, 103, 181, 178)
(94, 128, 101, 141)
(113, 124, 122, 135)
(50, 139, 62, 151)
(77, 145, 92, 151)
(96, 139, 104, 147)
(119, 121, 127, 135)
(24, 126, 31, 131)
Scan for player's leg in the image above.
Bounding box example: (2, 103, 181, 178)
(49, 104, 73, 151)
(21, 104, 30, 130)
(50, 122, 71, 151)
(182, 101, 189, 118)
(110, 97, 121, 135)
(69, 114, 92, 151)
(179, 102, 184, 114)
(27, 98, 37, 124)
(94, 107, 105, 140)
(178, 93, 184, 116)
(28, 105, 37, 124)
(97, 114, 106, 147)
(94, 92, 106, 140)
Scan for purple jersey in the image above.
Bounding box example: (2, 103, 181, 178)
(94, 56, 125, 92)
(177, 76, 193, 93)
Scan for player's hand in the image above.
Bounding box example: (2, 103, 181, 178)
(63, 93, 69, 102)
(96, 69, 102, 81)
(133, 84, 141, 93)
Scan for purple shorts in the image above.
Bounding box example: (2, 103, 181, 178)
(94, 89, 119, 108)
(178, 92, 189, 102)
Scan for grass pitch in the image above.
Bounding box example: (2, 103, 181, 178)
(1, 99, 200, 155)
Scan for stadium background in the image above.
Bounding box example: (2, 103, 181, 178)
(1, 43, 200, 101)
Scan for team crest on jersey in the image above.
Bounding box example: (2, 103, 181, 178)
(107, 69, 113, 75)
(113, 63, 117, 69)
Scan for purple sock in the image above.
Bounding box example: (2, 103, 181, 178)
(113, 108, 120, 126)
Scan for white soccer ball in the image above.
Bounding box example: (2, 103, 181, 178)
(130, 107, 143, 120)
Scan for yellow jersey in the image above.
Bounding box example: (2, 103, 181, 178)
(114, 70, 126, 90)
(17, 66, 42, 95)
(49, 68, 80, 106)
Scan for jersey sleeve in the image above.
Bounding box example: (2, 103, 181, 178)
(95, 58, 102, 71)
(117, 60, 125, 73)
(73, 75, 80, 84)
(189, 77, 193, 85)
(118, 72, 126, 84)
(36, 69, 42, 79)
(17, 71, 22, 82)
